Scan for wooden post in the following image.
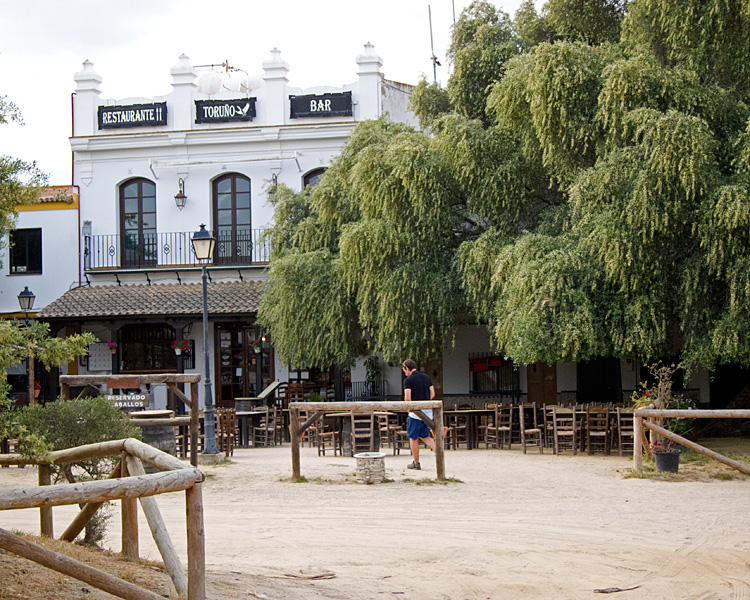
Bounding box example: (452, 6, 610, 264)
(120, 453, 139, 559)
(124, 455, 188, 598)
(186, 482, 206, 600)
(38, 464, 53, 537)
(61, 461, 123, 543)
(0, 527, 164, 600)
(290, 408, 300, 481)
(60, 380, 70, 400)
(190, 381, 199, 467)
(633, 413, 643, 475)
(28, 356, 36, 406)
(433, 404, 445, 481)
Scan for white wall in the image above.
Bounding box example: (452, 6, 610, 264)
(0, 206, 79, 314)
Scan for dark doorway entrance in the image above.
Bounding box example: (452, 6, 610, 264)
(215, 323, 273, 408)
(578, 358, 622, 404)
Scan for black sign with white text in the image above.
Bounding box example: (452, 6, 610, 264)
(98, 102, 167, 129)
(195, 98, 257, 123)
(289, 91, 352, 119)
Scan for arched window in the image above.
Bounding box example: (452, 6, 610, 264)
(120, 178, 156, 268)
(213, 174, 251, 264)
(303, 168, 326, 189)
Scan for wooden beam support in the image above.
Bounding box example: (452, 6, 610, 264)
(290, 408, 300, 481)
(0, 526, 164, 600)
(38, 464, 53, 537)
(0, 469, 203, 511)
(125, 455, 188, 599)
(186, 483, 206, 600)
(61, 461, 123, 544)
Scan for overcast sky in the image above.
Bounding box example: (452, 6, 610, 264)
(1, 0, 530, 185)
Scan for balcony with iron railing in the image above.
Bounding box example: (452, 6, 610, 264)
(83, 229, 271, 271)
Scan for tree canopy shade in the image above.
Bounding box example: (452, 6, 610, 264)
(260, 0, 750, 372)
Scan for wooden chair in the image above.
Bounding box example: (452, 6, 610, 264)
(273, 406, 286, 445)
(616, 408, 635, 456)
(377, 413, 401, 450)
(350, 411, 375, 454)
(586, 405, 610, 455)
(215, 408, 236, 457)
(252, 407, 275, 447)
(485, 404, 513, 450)
(445, 411, 469, 450)
(317, 416, 342, 456)
(518, 403, 543, 454)
(552, 406, 577, 455)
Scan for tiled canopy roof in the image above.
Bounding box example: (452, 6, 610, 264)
(37, 281, 264, 320)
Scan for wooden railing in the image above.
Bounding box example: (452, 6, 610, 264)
(633, 408, 750, 475)
(0, 438, 206, 600)
(289, 400, 445, 481)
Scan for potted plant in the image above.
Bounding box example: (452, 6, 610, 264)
(33, 381, 41, 399)
(106, 340, 117, 354)
(251, 339, 262, 354)
(171, 339, 190, 356)
(632, 363, 696, 473)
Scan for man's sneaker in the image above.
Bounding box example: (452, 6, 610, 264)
(407, 460, 421, 470)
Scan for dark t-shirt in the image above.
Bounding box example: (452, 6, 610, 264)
(404, 371, 432, 400)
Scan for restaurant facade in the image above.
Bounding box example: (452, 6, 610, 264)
(2, 46, 716, 411)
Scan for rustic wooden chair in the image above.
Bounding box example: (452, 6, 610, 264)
(252, 407, 275, 447)
(272, 406, 286, 445)
(376, 413, 401, 450)
(518, 403, 543, 454)
(350, 411, 375, 454)
(445, 411, 469, 450)
(616, 408, 635, 456)
(215, 408, 236, 457)
(317, 415, 341, 457)
(586, 405, 610, 455)
(552, 406, 577, 455)
(485, 404, 513, 449)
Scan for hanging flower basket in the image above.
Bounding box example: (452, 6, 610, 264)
(251, 340, 262, 353)
(171, 339, 190, 355)
(106, 340, 117, 354)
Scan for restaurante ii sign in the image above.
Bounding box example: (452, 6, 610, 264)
(98, 102, 167, 129)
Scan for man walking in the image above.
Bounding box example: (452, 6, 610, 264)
(402, 359, 436, 470)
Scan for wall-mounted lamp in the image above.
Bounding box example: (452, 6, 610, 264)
(174, 178, 187, 210)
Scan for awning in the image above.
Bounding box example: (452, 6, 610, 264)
(36, 280, 264, 321)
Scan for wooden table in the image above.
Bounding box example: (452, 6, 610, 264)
(236, 410, 268, 448)
(443, 409, 495, 450)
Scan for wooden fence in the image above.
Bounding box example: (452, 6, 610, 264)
(60, 374, 202, 467)
(0, 437, 206, 600)
(633, 408, 750, 476)
(289, 400, 445, 481)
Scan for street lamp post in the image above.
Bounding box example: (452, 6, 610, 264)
(17, 287, 36, 404)
(191, 224, 220, 457)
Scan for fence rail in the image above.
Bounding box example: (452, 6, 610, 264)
(83, 229, 271, 270)
(633, 407, 750, 476)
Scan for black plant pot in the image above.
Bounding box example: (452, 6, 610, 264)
(654, 451, 680, 473)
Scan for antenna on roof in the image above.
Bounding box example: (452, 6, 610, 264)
(428, 4, 441, 85)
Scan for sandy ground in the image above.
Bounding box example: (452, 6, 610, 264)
(2, 443, 750, 600)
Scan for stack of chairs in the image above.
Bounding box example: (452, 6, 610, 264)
(586, 405, 610, 455)
(215, 408, 236, 457)
(350, 411, 376, 454)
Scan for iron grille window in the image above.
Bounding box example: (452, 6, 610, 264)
(470, 355, 519, 394)
(9, 228, 42, 274)
(119, 324, 177, 373)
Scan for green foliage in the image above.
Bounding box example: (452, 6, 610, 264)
(408, 79, 451, 129)
(12, 396, 141, 474)
(513, 0, 554, 52)
(622, 0, 750, 99)
(0, 96, 47, 260)
(262, 0, 750, 373)
(448, 1, 520, 125)
(544, 0, 626, 46)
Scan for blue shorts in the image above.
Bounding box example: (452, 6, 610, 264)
(407, 417, 432, 440)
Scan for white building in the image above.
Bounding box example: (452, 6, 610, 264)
(35, 45, 417, 411)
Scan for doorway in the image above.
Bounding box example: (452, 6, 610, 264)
(527, 362, 557, 405)
(215, 324, 273, 408)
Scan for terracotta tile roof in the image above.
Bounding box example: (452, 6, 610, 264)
(37, 280, 264, 320)
(39, 186, 76, 203)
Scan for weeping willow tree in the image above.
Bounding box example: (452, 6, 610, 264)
(261, 0, 750, 372)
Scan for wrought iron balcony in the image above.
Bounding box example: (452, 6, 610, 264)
(83, 229, 271, 271)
